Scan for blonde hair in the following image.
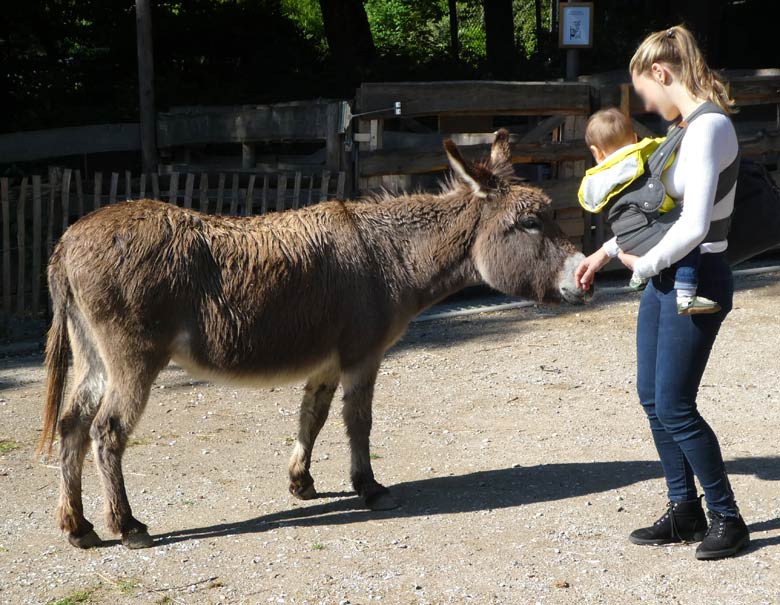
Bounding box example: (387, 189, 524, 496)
(629, 24, 736, 114)
(585, 108, 636, 154)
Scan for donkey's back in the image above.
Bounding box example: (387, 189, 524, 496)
(56, 199, 400, 379)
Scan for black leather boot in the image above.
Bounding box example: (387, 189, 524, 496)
(695, 511, 750, 560)
(629, 496, 708, 545)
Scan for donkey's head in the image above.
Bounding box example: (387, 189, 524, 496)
(444, 129, 589, 304)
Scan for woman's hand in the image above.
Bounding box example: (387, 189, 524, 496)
(575, 248, 610, 291)
(618, 251, 640, 272)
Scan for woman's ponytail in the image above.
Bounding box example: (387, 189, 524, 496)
(630, 25, 736, 114)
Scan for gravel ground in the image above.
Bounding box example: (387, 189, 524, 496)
(1, 269, 779, 605)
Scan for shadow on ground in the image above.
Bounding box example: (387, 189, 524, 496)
(152, 456, 780, 554)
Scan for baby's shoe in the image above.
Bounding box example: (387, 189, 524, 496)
(629, 275, 648, 291)
(677, 295, 721, 315)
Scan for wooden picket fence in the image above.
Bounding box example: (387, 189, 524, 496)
(0, 168, 346, 318)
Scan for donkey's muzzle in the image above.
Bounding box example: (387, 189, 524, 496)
(558, 253, 592, 305)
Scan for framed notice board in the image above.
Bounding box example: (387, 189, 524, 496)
(559, 2, 594, 48)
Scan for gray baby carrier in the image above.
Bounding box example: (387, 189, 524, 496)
(607, 102, 739, 257)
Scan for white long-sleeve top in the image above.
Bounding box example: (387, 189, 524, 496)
(601, 110, 739, 279)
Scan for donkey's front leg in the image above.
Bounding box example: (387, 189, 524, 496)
(341, 358, 398, 511)
(288, 363, 340, 500)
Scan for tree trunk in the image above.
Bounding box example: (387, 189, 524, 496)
(319, 0, 375, 75)
(534, 0, 543, 41)
(448, 0, 459, 60)
(484, 0, 516, 78)
(135, 0, 157, 173)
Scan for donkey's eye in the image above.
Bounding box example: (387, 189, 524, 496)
(519, 216, 542, 232)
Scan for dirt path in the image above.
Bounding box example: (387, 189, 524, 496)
(1, 270, 779, 605)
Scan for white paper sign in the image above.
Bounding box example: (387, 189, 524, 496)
(560, 3, 593, 48)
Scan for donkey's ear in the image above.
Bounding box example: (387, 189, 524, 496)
(490, 128, 513, 172)
(444, 139, 488, 198)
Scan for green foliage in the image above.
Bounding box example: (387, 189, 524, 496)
(513, 0, 551, 58)
(2, 0, 767, 136)
(115, 578, 139, 595)
(50, 590, 94, 605)
(0, 440, 21, 455)
(365, 0, 448, 62)
(281, 0, 327, 53)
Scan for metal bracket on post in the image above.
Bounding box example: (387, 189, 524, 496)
(345, 102, 402, 127)
(350, 102, 402, 144)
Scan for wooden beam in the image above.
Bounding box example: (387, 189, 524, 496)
(630, 119, 660, 140)
(740, 130, 780, 156)
(325, 103, 341, 172)
(156, 102, 339, 148)
(518, 115, 567, 143)
(619, 84, 630, 116)
(595, 72, 780, 113)
(0, 124, 141, 163)
(359, 141, 589, 177)
(241, 143, 255, 169)
(355, 81, 592, 117)
(135, 0, 158, 172)
(729, 76, 780, 106)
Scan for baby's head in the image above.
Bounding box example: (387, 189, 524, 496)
(585, 108, 638, 164)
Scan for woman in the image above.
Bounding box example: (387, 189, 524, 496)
(575, 25, 750, 560)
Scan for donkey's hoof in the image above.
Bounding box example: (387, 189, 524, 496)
(365, 491, 399, 511)
(289, 481, 317, 500)
(122, 530, 154, 549)
(67, 529, 103, 549)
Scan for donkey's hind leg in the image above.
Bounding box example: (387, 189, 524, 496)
(90, 351, 167, 549)
(288, 361, 340, 500)
(57, 311, 106, 549)
(341, 357, 398, 511)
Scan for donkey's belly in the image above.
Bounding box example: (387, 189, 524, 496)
(169, 331, 339, 387)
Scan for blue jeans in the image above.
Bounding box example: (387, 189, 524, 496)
(636, 251, 738, 515)
(674, 247, 700, 292)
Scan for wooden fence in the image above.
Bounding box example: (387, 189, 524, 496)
(1, 71, 778, 320)
(353, 70, 780, 255)
(0, 168, 345, 318)
(354, 80, 596, 252)
(0, 100, 352, 195)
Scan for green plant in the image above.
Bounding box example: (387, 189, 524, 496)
(116, 578, 139, 595)
(0, 440, 21, 455)
(50, 589, 94, 605)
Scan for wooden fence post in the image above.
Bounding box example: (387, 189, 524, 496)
(94, 172, 103, 210)
(216, 173, 226, 214)
(32, 176, 42, 313)
(16, 178, 28, 314)
(1, 178, 11, 313)
(61, 168, 72, 233)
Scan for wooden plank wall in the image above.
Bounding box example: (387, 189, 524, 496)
(356, 81, 594, 251)
(354, 74, 780, 255)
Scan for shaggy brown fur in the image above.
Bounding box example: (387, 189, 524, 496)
(37, 130, 588, 549)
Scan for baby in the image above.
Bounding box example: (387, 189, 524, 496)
(581, 108, 720, 315)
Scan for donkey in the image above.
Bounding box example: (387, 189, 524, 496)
(37, 129, 589, 549)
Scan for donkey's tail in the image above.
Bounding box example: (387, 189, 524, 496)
(35, 247, 71, 459)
